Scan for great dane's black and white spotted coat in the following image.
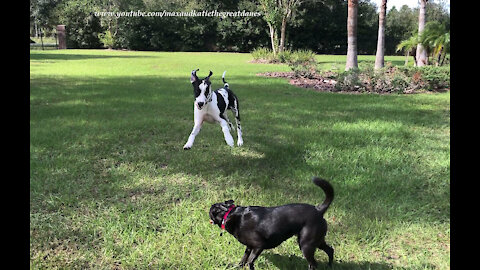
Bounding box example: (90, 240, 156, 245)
(183, 69, 243, 150)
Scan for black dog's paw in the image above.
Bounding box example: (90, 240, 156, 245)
(224, 262, 240, 268)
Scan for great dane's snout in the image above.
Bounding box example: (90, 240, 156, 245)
(197, 102, 204, 108)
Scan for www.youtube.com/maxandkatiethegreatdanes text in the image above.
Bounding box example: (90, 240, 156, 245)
(94, 10, 262, 18)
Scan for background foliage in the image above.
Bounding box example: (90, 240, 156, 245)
(30, 0, 450, 54)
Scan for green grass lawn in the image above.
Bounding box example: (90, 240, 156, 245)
(30, 50, 449, 269)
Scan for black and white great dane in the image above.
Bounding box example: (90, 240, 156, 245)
(183, 69, 243, 150)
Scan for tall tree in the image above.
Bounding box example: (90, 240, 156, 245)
(418, 21, 450, 66)
(346, 0, 358, 70)
(278, 0, 302, 53)
(416, 0, 428, 66)
(374, 0, 387, 69)
(260, 0, 282, 55)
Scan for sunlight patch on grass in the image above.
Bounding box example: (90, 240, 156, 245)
(231, 147, 266, 159)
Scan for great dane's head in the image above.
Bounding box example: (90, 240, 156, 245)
(190, 69, 213, 110)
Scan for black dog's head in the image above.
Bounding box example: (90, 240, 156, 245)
(190, 69, 213, 110)
(209, 200, 235, 227)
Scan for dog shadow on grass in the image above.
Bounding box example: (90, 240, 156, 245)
(264, 253, 401, 270)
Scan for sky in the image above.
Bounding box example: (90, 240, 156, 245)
(372, 0, 450, 12)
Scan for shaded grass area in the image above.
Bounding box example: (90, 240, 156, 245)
(30, 50, 449, 269)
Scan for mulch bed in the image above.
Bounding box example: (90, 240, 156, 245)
(257, 71, 351, 94)
(256, 71, 449, 94)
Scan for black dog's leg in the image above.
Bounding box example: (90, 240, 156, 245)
(239, 247, 252, 267)
(245, 248, 263, 270)
(301, 244, 318, 270)
(319, 241, 334, 267)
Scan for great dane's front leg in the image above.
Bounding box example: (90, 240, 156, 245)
(220, 119, 234, 147)
(236, 120, 243, 147)
(183, 120, 203, 150)
(231, 105, 243, 147)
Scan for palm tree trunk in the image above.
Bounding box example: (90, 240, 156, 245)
(375, 0, 387, 69)
(346, 0, 358, 71)
(416, 0, 428, 66)
(405, 50, 409, 66)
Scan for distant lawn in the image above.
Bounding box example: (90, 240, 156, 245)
(30, 36, 57, 44)
(30, 50, 449, 269)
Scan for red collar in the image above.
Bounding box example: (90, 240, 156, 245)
(221, 205, 236, 230)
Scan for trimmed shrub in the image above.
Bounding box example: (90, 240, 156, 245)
(251, 47, 275, 62)
(287, 49, 318, 78)
(277, 49, 293, 63)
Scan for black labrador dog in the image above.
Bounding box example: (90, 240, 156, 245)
(209, 177, 334, 270)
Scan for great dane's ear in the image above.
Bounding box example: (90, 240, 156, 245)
(190, 69, 199, 83)
(205, 70, 213, 80)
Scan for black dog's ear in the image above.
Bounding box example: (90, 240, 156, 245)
(224, 200, 234, 205)
(190, 69, 199, 83)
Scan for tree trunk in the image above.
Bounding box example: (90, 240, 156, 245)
(440, 50, 447, 66)
(346, 0, 358, 71)
(436, 46, 443, 66)
(279, 17, 287, 53)
(268, 23, 277, 56)
(405, 50, 409, 66)
(40, 28, 44, 51)
(416, 0, 428, 66)
(374, 0, 387, 69)
(412, 48, 417, 66)
(34, 19, 39, 38)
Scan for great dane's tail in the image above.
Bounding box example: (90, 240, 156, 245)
(313, 177, 334, 215)
(222, 71, 229, 89)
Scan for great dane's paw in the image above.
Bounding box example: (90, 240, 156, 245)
(183, 144, 192, 150)
(237, 140, 244, 147)
(225, 137, 234, 147)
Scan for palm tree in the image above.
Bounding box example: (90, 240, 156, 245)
(396, 34, 419, 66)
(437, 31, 450, 66)
(374, 0, 387, 69)
(346, 0, 358, 70)
(416, 0, 428, 66)
(418, 22, 450, 66)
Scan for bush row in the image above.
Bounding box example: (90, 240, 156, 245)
(334, 64, 450, 93)
(252, 48, 450, 93)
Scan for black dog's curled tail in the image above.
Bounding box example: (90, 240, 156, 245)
(313, 177, 334, 215)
